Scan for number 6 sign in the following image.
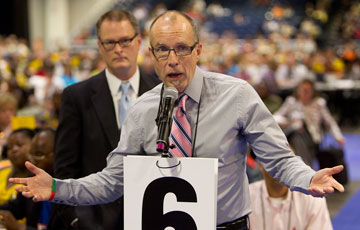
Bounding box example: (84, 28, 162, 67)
(124, 156, 218, 230)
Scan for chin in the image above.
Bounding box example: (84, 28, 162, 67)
(112, 65, 130, 73)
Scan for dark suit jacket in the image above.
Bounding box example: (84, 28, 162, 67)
(50, 70, 160, 230)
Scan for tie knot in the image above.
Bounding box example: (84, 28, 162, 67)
(120, 82, 130, 95)
(177, 94, 188, 111)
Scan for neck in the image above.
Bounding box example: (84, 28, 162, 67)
(109, 66, 136, 81)
(264, 178, 289, 198)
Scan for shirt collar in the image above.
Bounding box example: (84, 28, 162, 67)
(183, 66, 203, 104)
(105, 67, 140, 96)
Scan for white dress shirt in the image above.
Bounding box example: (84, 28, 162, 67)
(249, 180, 332, 230)
(105, 68, 140, 128)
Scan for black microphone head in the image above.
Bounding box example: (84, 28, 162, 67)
(163, 86, 178, 99)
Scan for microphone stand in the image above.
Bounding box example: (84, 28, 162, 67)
(156, 102, 173, 157)
(155, 86, 177, 158)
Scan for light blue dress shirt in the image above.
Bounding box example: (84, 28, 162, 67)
(54, 66, 315, 225)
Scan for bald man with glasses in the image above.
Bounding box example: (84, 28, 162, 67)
(11, 11, 344, 230)
(50, 9, 160, 230)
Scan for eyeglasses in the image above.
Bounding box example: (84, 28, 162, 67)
(151, 42, 198, 60)
(100, 33, 138, 51)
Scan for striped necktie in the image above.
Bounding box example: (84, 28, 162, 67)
(119, 82, 130, 127)
(169, 94, 192, 157)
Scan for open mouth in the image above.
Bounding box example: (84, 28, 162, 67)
(167, 73, 182, 78)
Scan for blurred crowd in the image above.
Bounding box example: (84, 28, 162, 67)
(0, 0, 359, 159)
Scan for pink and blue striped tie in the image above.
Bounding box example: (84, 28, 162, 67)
(169, 94, 192, 157)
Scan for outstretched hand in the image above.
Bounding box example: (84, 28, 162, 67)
(9, 161, 53, 202)
(309, 165, 345, 197)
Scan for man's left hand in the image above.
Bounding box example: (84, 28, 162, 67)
(309, 165, 345, 197)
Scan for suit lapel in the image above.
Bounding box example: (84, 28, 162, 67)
(91, 73, 120, 149)
(138, 70, 159, 96)
(138, 71, 149, 96)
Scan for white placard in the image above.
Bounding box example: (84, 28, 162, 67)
(124, 155, 218, 230)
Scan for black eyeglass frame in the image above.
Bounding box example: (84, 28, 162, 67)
(100, 33, 138, 51)
(151, 42, 199, 60)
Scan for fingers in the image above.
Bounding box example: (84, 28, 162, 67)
(332, 177, 345, 192)
(329, 165, 345, 192)
(25, 161, 44, 175)
(33, 195, 45, 202)
(22, 191, 34, 199)
(14, 186, 29, 193)
(309, 179, 344, 198)
(8, 177, 28, 184)
(330, 165, 344, 175)
(16, 187, 35, 199)
(309, 187, 325, 197)
(323, 186, 334, 194)
(337, 138, 345, 146)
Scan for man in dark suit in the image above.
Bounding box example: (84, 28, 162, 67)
(49, 9, 160, 229)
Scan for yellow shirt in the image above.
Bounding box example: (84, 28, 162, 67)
(0, 165, 26, 224)
(0, 166, 19, 205)
(0, 160, 11, 169)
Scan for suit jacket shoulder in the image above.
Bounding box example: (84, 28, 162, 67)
(139, 69, 161, 96)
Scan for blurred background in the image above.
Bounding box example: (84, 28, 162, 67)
(1, 0, 360, 228)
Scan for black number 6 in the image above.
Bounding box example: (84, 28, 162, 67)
(142, 177, 197, 229)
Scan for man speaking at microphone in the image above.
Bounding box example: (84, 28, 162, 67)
(11, 11, 344, 230)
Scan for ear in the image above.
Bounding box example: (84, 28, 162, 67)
(97, 39, 102, 50)
(136, 34, 142, 46)
(195, 42, 202, 61)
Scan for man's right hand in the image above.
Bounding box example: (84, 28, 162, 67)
(9, 161, 53, 202)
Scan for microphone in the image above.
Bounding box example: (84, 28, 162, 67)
(156, 86, 178, 154)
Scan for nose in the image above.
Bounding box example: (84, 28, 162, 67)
(167, 50, 179, 67)
(10, 145, 20, 153)
(113, 43, 123, 53)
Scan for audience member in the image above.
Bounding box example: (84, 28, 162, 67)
(274, 79, 345, 167)
(249, 161, 332, 230)
(0, 129, 34, 206)
(27, 59, 55, 105)
(51, 9, 160, 230)
(255, 81, 282, 114)
(275, 52, 313, 90)
(52, 63, 78, 90)
(0, 128, 55, 230)
(0, 93, 17, 158)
